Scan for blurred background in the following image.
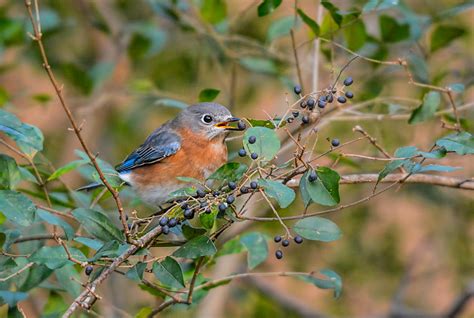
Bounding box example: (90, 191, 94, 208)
(0, 0, 473, 317)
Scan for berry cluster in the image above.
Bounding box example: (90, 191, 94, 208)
(238, 135, 259, 160)
(289, 76, 355, 125)
(273, 234, 304, 260)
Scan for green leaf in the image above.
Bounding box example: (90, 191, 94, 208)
(407, 53, 429, 83)
(294, 217, 342, 242)
(436, 132, 474, 155)
(379, 15, 410, 42)
(448, 83, 465, 93)
(42, 292, 68, 316)
(0, 154, 21, 190)
(239, 57, 278, 75)
(343, 19, 366, 51)
(297, 9, 320, 36)
(257, 0, 282, 17)
(0, 291, 28, 307)
(30, 246, 86, 269)
(182, 223, 207, 240)
(200, 0, 227, 24)
(47, 159, 88, 181)
(17, 263, 53, 291)
(240, 232, 268, 270)
(0, 109, 44, 156)
(267, 16, 294, 42)
(199, 206, 218, 230)
(198, 88, 220, 102)
(302, 167, 340, 206)
(153, 98, 188, 109)
(72, 208, 124, 242)
(60, 63, 94, 95)
(243, 127, 281, 161)
(74, 237, 104, 250)
(208, 162, 248, 182)
(153, 256, 185, 288)
(0, 190, 36, 226)
(418, 164, 460, 173)
(173, 235, 216, 259)
(216, 237, 246, 257)
(408, 91, 441, 124)
(135, 307, 153, 318)
(247, 118, 282, 129)
(128, 23, 166, 61)
(298, 269, 342, 298)
(320, 12, 340, 35)
(37, 209, 75, 240)
(258, 179, 295, 208)
(75, 150, 123, 187)
(126, 262, 147, 282)
(321, 1, 342, 26)
(55, 264, 81, 297)
(363, 0, 399, 12)
(430, 25, 466, 52)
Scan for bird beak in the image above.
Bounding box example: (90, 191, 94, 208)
(215, 117, 242, 130)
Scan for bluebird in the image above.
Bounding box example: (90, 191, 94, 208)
(81, 103, 242, 206)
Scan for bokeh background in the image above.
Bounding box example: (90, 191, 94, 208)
(0, 0, 473, 317)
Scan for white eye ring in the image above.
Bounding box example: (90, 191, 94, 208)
(202, 114, 213, 124)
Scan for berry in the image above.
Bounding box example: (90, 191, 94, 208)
(213, 191, 220, 197)
(180, 202, 188, 210)
(226, 195, 235, 204)
(331, 138, 340, 147)
(306, 98, 315, 108)
(205, 207, 212, 214)
(274, 235, 282, 243)
(196, 189, 206, 198)
(237, 121, 246, 130)
(294, 235, 303, 244)
(343, 76, 353, 86)
(218, 202, 228, 212)
(318, 100, 326, 108)
(345, 91, 354, 99)
(248, 136, 257, 144)
(301, 115, 310, 124)
(238, 148, 247, 157)
(294, 85, 302, 95)
(287, 117, 294, 123)
(251, 153, 258, 160)
(228, 181, 237, 190)
(161, 225, 170, 234)
(240, 186, 249, 194)
(327, 94, 334, 103)
(250, 181, 258, 189)
(308, 170, 317, 182)
(275, 250, 283, 259)
(300, 101, 307, 108)
(85, 265, 93, 276)
(184, 209, 194, 219)
(127, 223, 132, 230)
(292, 111, 299, 118)
(337, 96, 347, 104)
(282, 239, 290, 247)
(159, 217, 169, 226)
(332, 88, 337, 94)
(168, 218, 178, 227)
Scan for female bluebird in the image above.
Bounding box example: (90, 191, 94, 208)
(114, 102, 241, 206)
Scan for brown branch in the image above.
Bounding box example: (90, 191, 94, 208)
(0, 262, 34, 282)
(290, 29, 304, 90)
(23, 0, 130, 240)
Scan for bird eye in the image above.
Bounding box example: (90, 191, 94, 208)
(202, 114, 213, 124)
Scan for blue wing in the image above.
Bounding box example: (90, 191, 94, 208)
(115, 129, 181, 172)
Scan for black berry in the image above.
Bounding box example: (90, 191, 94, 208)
(218, 202, 228, 212)
(251, 152, 258, 160)
(250, 181, 258, 189)
(300, 101, 307, 108)
(240, 186, 249, 194)
(294, 235, 303, 244)
(213, 191, 220, 197)
(318, 100, 326, 108)
(205, 207, 211, 214)
(168, 218, 178, 227)
(345, 91, 354, 99)
(292, 111, 299, 118)
(287, 117, 294, 123)
(302, 115, 310, 124)
(238, 148, 247, 157)
(159, 217, 169, 226)
(161, 225, 170, 234)
(248, 136, 257, 144)
(343, 76, 353, 86)
(282, 239, 290, 247)
(274, 235, 282, 243)
(180, 202, 188, 210)
(237, 121, 246, 130)
(337, 96, 347, 104)
(85, 265, 93, 276)
(275, 250, 283, 259)
(226, 195, 235, 204)
(228, 181, 237, 190)
(331, 138, 340, 147)
(196, 189, 206, 198)
(327, 94, 334, 103)
(308, 170, 317, 182)
(306, 98, 315, 108)
(184, 209, 194, 219)
(294, 85, 302, 95)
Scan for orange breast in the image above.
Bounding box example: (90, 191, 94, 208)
(130, 128, 227, 190)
